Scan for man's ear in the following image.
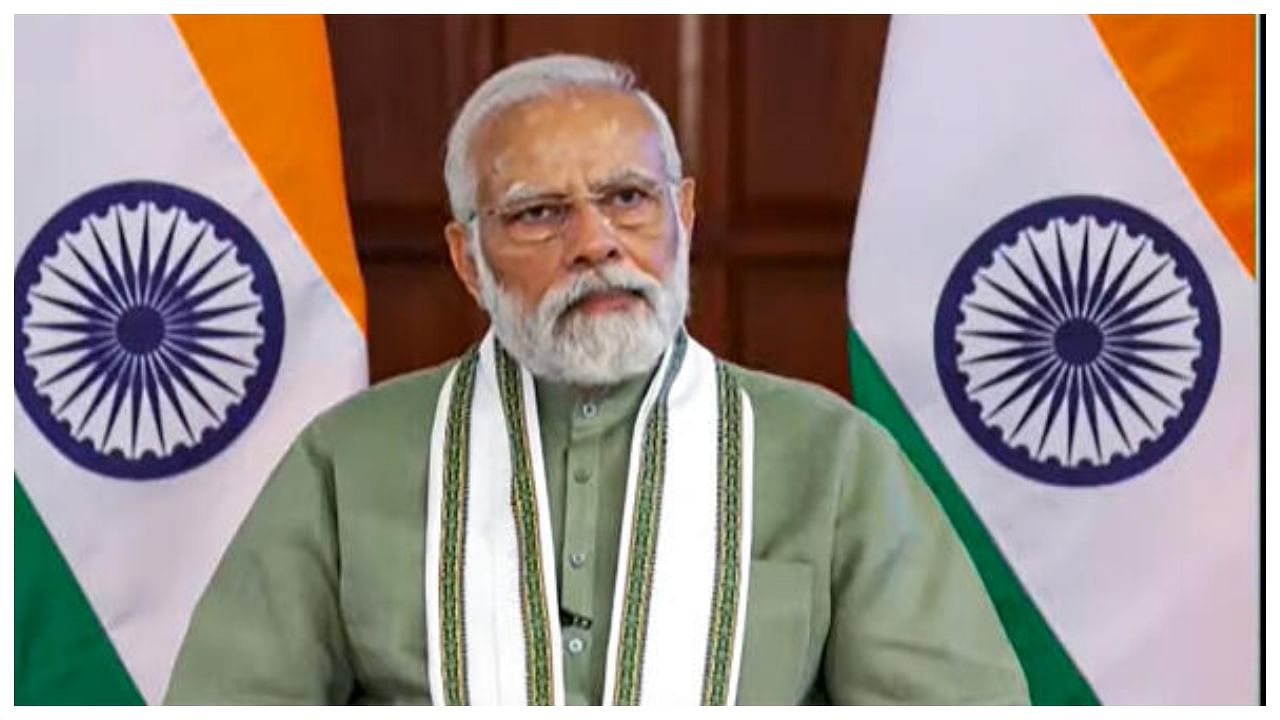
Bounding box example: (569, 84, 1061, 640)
(677, 177, 696, 242)
(445, 220, 484, 305)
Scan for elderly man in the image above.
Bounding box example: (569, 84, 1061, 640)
(166, 54, 1028, 705)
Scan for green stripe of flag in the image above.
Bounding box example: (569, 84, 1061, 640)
(846, 328, 1099, 705)
(16, 477, 144, 705)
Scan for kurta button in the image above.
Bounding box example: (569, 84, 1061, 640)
(581, 402, 597, 419)
(574, 469, 591, 485)
(569, 552, 587, 568)
(567, 636, 586, 655)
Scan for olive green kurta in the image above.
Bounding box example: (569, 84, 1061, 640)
(165, 355, 1028, 705)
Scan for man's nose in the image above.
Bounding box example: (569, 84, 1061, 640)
(562, 200, 623, 269)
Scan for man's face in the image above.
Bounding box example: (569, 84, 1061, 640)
(445, 88, 696, 386)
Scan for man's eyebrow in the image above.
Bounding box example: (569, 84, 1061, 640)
(495, 183, 565, 207)
(491, 169, 663, 207)
(588, 168, 662, 191)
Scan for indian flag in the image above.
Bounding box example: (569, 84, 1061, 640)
(15, 15, 367, 704)
(847, 16, 1257, 704)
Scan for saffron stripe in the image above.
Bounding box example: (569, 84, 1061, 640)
(172, 15, 367, 329)
(1090, 14, 1257, 276)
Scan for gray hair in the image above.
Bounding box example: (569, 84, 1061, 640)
(443, 54, 684, 222)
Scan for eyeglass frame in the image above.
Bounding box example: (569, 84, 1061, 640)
(465, 171, 684, 245)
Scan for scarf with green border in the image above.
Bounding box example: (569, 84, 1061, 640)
(424, 328, 753, 705)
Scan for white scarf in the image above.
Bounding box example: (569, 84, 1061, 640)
(424, 329, 754, 705)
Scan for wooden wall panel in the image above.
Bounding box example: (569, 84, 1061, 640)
(327, 15, 453, 211)
(737, 16, 889, 221)
(736, 264, 852, 397)
(687, 262, 730, 357)
(364, 262, 487, 381)
(325, 15, 889, 400)
(500, 15, 684, 125)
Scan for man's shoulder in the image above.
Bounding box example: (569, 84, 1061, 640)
(303, 356, 461, 449)
(724, 362, 858, 426)
(721, 361, 900, 455)
(724, 362, 846, 409)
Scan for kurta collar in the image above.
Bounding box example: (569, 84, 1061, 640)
(534, 365, 658, 438)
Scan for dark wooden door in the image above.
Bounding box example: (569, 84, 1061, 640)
(326, 15, 889, 397)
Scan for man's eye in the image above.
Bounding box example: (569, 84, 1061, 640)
(509, 204, 562, 225)
(606, 187, 651, 208)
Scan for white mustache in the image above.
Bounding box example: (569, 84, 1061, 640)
(471, 220, 689, 386)
(539, 266, 661, 326)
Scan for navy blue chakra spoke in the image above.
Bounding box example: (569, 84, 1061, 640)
(15, 181, 285, 480)
(935, 196, 1220, 487)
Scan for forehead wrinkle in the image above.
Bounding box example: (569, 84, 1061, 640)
(475, 91, 667, 206)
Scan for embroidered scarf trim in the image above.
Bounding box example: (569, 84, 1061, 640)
(425, 330, 753, 705)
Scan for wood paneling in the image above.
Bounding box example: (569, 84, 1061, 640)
(364, 261, 487, 381)
(737, 264, 852, 398)
(327, 15, 454, 210)
(499, 15, 684, 125)
(737, 16, 888, 221)
(325, 15, 889, 399)
(687, 262, 730, 357)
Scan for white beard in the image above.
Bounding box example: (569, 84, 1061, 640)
(472, 229, 690, 387)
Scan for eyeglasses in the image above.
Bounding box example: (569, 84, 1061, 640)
(469, 176, 677, 245)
